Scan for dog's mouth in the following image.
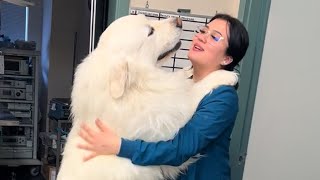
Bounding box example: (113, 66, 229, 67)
(157, 41, 182, 61)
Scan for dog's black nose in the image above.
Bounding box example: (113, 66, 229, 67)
(176, 17, 182, 28)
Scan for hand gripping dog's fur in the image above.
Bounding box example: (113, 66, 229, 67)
(57, 15, 238, 180)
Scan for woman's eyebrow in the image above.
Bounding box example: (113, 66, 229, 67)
(212, 29, 223, 36)
(205, 25, 223, 36)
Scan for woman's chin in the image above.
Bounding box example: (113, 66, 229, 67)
(187, 51, 199, 62)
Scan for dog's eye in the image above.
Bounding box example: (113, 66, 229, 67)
(148, 27, 154, 36)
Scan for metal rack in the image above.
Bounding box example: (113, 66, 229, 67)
(0, 48, 41, 175)
(41, 119, 70, 171)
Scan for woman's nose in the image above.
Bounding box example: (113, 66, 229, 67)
(195, 33, 207, 43)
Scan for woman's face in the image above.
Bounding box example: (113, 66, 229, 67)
(188, 19, 231, 70)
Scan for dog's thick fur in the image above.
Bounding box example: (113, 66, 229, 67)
(57, 15, 238, 180)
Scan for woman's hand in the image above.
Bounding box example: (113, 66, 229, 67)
(77, 119, 121, 162)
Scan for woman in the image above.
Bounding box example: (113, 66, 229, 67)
(78, 13, 249, 180)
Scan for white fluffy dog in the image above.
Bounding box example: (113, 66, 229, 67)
(57, 15, 238, 180)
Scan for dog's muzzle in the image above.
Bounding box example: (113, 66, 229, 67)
(157, 41, 182, 61)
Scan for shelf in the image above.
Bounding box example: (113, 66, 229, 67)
(0, 99, 34, 103)
(0, 48, 40, 57)
(13, 124, 34, 127)
(0, 120, 19, 126)
(0, 159, 42, 166)
(0, 74, 34, 79)
(0, 120, 33, 127)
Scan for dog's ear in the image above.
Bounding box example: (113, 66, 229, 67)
(109, 62, 129, 99)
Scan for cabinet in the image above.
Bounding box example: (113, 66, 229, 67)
(0, 49, 41, 168)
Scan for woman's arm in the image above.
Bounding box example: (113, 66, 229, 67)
(118, 85, 239, 166)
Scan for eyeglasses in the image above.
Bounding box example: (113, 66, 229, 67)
(195, 25, 224, 42)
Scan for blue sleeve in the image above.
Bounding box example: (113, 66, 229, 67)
(118, 86, 239, 166)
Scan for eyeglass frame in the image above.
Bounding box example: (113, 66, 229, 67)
(194, 25, 225, 43)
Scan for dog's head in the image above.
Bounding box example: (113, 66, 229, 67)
(97, 14, 182, 65)
(93, 15, 182, 99)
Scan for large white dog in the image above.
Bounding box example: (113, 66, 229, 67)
(57, 15, 238, 180)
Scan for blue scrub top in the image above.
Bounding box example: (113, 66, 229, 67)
(119, 85, 239, 180)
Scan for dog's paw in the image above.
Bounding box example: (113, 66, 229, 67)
(191, 70, 239, 109)
(195, 70, 239, 90)
(212, 70, 238, 87)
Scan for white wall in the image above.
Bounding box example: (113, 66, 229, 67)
(130, 0, 240, 17)
(243, 1, 320, 180)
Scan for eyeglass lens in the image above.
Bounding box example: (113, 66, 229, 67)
(196, 26, 223, 42)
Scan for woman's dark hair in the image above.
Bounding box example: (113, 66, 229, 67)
(209, 14, 249, 71)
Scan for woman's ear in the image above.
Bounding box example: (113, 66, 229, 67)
(221, 56, 233, 66)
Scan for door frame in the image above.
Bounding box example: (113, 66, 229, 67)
(230, 0, 272, 179)
(94, 0, 271, 179)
